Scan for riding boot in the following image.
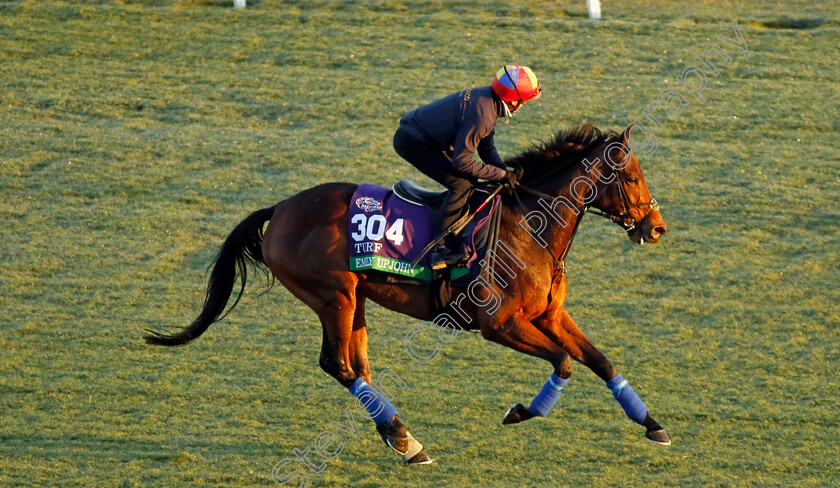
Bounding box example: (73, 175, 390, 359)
(429, 234, 470, 270)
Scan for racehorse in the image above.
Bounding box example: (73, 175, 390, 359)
(146, 123, 670, 464)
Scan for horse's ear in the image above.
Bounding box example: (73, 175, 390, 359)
(621, 123, 635, 145)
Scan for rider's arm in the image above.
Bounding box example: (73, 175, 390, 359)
(450, 108, 506, 181)
(477, 128, 505, 170)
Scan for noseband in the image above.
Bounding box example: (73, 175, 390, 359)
(585, 176, 660, 233)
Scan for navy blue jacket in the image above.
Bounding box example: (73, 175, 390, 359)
(398, 86, 507, 180)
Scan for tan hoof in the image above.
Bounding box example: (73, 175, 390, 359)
(377, 415, 426, 462)
(406, 451, 434, 465)
(387, 431, 424, 462)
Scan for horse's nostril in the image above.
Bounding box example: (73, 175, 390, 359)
(653, 225, 666, 236)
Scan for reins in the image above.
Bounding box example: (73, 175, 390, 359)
(516, 182, 659, 234)
(511, 188, 578, 276)
(511, 185, 584, 305)
(511, 174, 660, 305)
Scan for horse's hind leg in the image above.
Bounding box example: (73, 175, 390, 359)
(315, 290, 358, 388)
(349, 296, 372, 385)
(535, 308, 671, 445)
(344, 293, 432, 465)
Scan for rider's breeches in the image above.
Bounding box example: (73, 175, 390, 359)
(393, 128, 474, 236)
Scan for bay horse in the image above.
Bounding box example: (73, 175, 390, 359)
(146, 123, 670, 464)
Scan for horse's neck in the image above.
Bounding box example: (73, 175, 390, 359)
(525, 163, 589, 250)
(499, 167, 589, 272)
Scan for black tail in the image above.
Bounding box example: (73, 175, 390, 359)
(145, 206, 276, 346)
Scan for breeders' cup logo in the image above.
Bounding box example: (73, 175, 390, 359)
(355, 197, 382, 212)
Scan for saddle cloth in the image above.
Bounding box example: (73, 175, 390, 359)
(348, 181, 501, 282)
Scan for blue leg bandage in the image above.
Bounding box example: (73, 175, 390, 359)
(349, 378, 398, 427)
(526, 373, 568, 417)
(606, 374, 648, 425)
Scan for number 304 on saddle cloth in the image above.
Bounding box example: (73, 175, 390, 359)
(348, 183, 499, 282)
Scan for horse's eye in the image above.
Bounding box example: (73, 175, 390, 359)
(626, 176, 639, 185)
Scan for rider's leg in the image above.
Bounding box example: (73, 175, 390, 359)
(393, 128, 474, 266)
(435, 174, 473, 235)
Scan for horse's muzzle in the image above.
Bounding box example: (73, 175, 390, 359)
(629, 210, 667, 245)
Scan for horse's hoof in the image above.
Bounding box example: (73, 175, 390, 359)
(406, 451, 434, 465)
(645, 429, 671, 445)
(378, 416, 426, 462)
(502, 403, 535, 425)
(377, 415, 407, 445)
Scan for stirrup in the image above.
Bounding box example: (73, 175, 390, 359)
(429, 245, 451, 271)
(430, 244, 469, 270)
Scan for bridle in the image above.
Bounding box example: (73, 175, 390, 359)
(584, 175, 660, 233)
(515, 174, 659, 233)
(515, 148, 660, 234)
(508, 157, 661, 300)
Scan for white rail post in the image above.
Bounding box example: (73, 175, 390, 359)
(587, 0, 601, 19)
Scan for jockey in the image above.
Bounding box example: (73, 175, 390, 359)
(393, 65, 542, 270)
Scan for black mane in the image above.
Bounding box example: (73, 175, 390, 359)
(505, 123, 621, 183)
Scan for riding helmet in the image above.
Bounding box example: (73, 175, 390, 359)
(491, 65, 541, 102)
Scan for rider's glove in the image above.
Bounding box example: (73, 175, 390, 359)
(501, 169, 520, 189)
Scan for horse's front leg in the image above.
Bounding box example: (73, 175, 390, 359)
(477, 314, 574, 425)
(533, 307, 671, 445)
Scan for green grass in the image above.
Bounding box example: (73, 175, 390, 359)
(1, 0, 839, 486)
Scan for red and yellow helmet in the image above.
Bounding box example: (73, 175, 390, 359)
(491, 65, 541, 102)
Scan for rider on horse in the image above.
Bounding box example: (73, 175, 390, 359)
(393, 65, 542, 270)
